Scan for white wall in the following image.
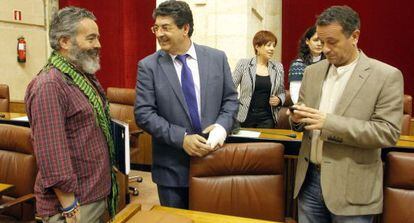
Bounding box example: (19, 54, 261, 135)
(156, 0, 282, 70)
(0, 0, 57, 101)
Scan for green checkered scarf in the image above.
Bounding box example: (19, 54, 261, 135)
(47, 51, 118, 218)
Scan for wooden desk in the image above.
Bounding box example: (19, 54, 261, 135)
(151, 206, 281, 223)
(0, 112, 29, 127)
(228, 128, 302, 155)
(229, 128, 414, 152)
(396, 135, 414, 148)
(112, 203, 141, 223)
(0, 183, 14, 194)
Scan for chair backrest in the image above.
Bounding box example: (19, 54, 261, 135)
(107, 86, 142, 157)
(0, 124, 35, 197)
(107, 87, 139, 132)
(0, 84, 10, 112)
(189, 142, 285, 222)
(277, 90, 293, 129)
(402, 94, 412, 135)
(106, 87, 137, 206)
(382, 152, 414, 223)
(107, 87, 153, 165)
(0, 124, 36, 219)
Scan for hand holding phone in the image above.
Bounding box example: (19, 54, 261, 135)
(288, 106, 297, 113)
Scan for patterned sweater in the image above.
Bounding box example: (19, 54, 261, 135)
(288, 59, 307, 82)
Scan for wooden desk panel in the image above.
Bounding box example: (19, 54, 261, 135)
(151, 206, 281, 223)
(0, 112, 26, 119)
(0, 183, 14, 194)
(113, 203, 141, 223)
(396, 135, 414, 148)
(229, 128, 414, 151)
(228, 128, 302, 156)
(0, 112, 29, 127)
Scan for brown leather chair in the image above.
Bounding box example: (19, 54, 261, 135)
(107, 87, 144, 198)
(107, 87, 142, 160)
(402, 94, 412, 135)
(0, 84, 10, 112)
(107, 87, 152, 166)
(189, 142, 285, 222)
(0, 124, 36, 221)
(276, 90, 294, 129)
(382, 152, 414, 223)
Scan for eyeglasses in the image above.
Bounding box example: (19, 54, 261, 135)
(151, 24, 174, 34)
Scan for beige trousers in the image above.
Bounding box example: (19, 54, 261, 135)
(42, 199, 106, 223)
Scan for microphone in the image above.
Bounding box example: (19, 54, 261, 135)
(260, 131, 297, 138)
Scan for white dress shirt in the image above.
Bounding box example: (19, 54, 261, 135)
(170, 42, 201, 118)
(170, 42, 226, 148)
(310, 54, 359, 164)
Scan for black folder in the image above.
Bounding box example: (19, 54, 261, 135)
(111, 119, 130, 175)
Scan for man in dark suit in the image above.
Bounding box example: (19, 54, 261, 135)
(134, 0, 238, 209)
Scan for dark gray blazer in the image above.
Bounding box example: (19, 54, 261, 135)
(134, 44, 239, 187)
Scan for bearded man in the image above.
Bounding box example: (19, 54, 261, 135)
(25, 7, 117, 223)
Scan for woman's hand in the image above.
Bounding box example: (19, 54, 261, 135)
(269, 96, 281, 106)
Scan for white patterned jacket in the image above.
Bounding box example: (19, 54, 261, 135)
(232, 57, 285, 124)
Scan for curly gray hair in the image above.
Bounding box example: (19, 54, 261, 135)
(49, 6, 96, 50)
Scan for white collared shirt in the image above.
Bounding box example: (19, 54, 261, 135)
(310, 54, 359, 164)
(170, 42, 201, 118)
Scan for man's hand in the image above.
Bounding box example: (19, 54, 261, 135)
(203, 124, 227, 149)
(65, 208, 80, 223)
(286, 104, 305, 123)
(53, 188, 80, 222)
(269, 96, 281, 107)
(183, 134, 212, 157)
(290, 105, 326, 130)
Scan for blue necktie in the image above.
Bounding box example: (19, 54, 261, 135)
(176, 54, 202, 134)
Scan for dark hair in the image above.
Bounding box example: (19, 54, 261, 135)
(316, 5, 360, 37)
(153, 0, 194, 37)
(252, 30, 277, 55)
(49, 6, 96, 50)
(297, 26, 325, 65)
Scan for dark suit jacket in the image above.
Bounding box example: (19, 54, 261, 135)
(134, 44, 239, 187)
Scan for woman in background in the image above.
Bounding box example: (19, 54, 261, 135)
(288, 25, 324, 103)
(233, 30, 285, 128)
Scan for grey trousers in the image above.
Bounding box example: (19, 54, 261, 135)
(42, 199, 106, 223)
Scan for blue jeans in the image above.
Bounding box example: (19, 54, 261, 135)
(298, 164, 374, 223)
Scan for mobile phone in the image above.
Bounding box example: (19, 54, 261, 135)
(288, 106, 297, 113)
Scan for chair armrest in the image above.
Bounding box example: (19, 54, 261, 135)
(0, 193, 34, 211)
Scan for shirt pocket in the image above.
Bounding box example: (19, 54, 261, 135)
(345, 160, 382, 205)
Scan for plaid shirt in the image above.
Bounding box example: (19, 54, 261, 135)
(25, 68, 111, 217)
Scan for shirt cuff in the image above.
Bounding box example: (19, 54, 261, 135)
(214, 123, 227, 138)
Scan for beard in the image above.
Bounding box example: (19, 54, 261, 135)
(67, 41, 101, 74)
